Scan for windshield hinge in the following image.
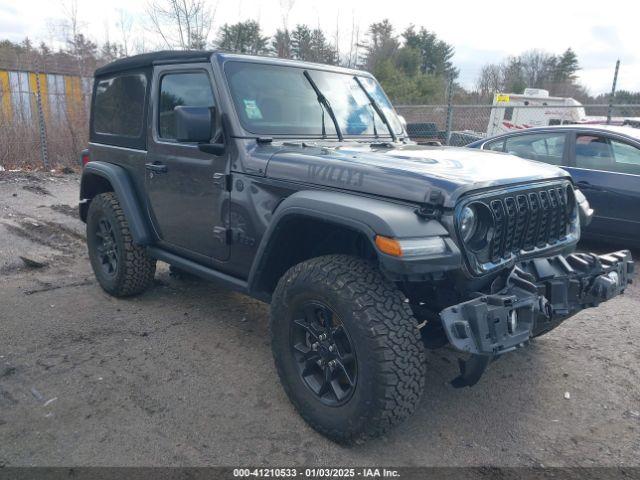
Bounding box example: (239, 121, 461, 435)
(416, 190, 445, 219)
(369, 141, 395, 148)
(415, 205, 443, 220)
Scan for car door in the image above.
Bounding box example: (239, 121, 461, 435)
(563, 131, 640, 243)
(145, 64, 230, 262)
(483, 131, 569, 166)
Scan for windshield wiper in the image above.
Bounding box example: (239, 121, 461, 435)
(353, 76, 398, 143)
(303, 70, 344, 142)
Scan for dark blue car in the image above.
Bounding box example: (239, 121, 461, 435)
(468, 125, 640, 246)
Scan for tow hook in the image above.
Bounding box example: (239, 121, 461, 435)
(451, 354, 492, 388)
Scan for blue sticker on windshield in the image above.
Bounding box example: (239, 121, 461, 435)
(243, 99, 263, 120)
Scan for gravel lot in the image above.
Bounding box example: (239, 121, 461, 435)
(0, 171, 639, 467)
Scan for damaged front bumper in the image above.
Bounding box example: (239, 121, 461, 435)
(440, 250, 635, 387)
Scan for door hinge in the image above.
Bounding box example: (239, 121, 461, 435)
(213, 173, 232, 191)
(213, 226, 233, 245)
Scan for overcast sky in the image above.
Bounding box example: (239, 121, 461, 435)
(0, 0, 637, 95)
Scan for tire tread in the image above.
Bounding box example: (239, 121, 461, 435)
(270, 254, 425, 443)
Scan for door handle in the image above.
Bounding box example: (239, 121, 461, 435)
(145, 162, 168, 174)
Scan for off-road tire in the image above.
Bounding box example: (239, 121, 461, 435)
(270, 254, 426, 444)
(86, 192, 156, 297)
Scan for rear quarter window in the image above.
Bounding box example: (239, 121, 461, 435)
(91, 72, 149, 149)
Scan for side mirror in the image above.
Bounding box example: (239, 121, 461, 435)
(175, 106, 216, 143)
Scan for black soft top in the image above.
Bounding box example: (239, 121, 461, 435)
(94, 50, 216, 77)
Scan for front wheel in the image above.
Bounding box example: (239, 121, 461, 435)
(270, 255, 426, 443)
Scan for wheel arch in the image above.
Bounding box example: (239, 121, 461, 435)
(80, 161, 153, 245)
(247, 190, 451, 300)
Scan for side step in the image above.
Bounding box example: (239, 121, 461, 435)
(146, 247, 248, 294)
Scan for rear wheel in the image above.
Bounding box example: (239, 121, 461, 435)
(270, 255, 426, 443)
(86, 192, 156, 297)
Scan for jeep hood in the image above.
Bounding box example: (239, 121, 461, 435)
(265, 143, 572, 207)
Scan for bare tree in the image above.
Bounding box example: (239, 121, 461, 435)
(346, 13, 360, 68)
(146, 0, 216, 50)
(475, 63, 504, 99)
(279, 0, 295, 28)
(117, 9, 134, 56)
(62, 0, 80, 40)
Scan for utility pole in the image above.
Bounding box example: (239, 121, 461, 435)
(607, 59, 620, 125)
(444, 75, 454, 145)
(34, 64, 49, 170)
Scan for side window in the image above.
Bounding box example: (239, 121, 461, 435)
(610, 139, 640, 175)
(575, 135, 615, 171)
(159, 72, 215, 140)
(94, 73, 147, 137)
(503, 133, 566, 165)
(484, 139, 505, 152)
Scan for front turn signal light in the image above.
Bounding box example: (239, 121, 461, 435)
(375, 235, 403, 257)
(375, 235, 447, 258)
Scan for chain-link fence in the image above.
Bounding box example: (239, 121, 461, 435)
(2, 59, 640, 170)
(0, 69, 91, 171)
(396, 103, 640, 147)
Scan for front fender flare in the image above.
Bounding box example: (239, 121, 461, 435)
(247, 190, 461, 294)
(80, 162, 153, 245)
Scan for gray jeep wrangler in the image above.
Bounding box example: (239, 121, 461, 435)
(79, 51, 634, 443)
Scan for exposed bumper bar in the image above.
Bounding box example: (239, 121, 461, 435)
(440, 250, 634, 387)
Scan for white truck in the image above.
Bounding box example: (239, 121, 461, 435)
(487, 88, 591, 136)
(486, 88, 640, 137)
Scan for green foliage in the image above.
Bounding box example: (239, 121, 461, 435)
(290, 24, 337, 64)
(372, 58, 445, 104)
(554, 48, 580, 82)
(360, 19, 453, 103)
(402, 25, 457, 78)
(360, 19, 399, 71)
(216, 20, 270, 55)
(395, 47, 422, 77)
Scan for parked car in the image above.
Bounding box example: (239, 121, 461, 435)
(468, 125, 640, 246)
(79, 51, 634, 444)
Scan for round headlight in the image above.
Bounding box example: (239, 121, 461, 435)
(460, 206, 477, 242)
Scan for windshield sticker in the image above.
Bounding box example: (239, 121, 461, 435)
(243, 99, 263, 119)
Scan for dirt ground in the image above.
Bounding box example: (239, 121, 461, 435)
(0, 171, 639, 467)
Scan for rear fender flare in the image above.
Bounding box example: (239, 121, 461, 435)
(80, 161, 153, 245)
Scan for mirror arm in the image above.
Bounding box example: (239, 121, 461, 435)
(198, 143, 225, 155)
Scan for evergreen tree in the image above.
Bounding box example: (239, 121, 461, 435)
(291, 24, 313, 60)
(273, 29, 292, 58)
(290, 25, 337, 64)
(309, 28, 337, 65)
(402, 25, 457, 78)
(361, 19, 399, 71)
(554, 48, 579, 82)
(216, 20, 270, 55)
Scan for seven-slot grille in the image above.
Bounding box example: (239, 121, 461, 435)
(458, 182, 576, 273)
(487, 184, 572, 263)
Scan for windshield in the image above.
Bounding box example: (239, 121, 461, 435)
(224, 61, 403, 137)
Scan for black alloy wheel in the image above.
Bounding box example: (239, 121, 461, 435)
(93, 216, 118, 277)
(290, 301, 357, 406)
